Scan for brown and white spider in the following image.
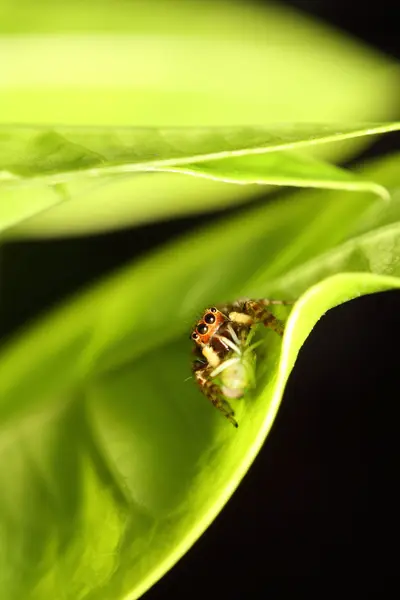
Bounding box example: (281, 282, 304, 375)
(190, 298, 293, 428)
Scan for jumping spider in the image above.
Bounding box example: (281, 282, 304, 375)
(191, 298, 293, 428)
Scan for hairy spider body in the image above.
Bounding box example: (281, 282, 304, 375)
(190, 298, 293, 428)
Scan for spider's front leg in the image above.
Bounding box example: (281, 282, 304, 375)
(193, 362, 238, 428)
(228, 298, 293, 337)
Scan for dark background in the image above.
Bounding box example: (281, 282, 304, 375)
(1, 0, 399, 593)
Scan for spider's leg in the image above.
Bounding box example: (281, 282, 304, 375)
(220, 298, 294, 315)
(228, 300, 286, 337)
(247, 299, 286, 336)
(193, 365, 238, 428)
(259, 298, 295, 307)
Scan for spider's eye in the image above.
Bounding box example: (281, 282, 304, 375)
(191, 332, 199, 340)
(204, 313, 216, 325)
(197, 323, 208, 335)
(210, 307, 217, 313)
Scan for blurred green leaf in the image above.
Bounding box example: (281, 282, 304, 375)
(4, 123, 400, 178)
(244, 153, 400, 296)
(0, 0, 399, 163)
(0, 148, 399, 599)
(1, 123, 398, 238)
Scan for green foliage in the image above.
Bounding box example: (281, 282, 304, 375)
(1, 150, 400, 599)
(1, 123, 398, 237)
(0, 0, 400, 598)
(1, 0, 398, 134)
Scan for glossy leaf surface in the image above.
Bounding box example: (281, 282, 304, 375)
(0, 150, 399, 599)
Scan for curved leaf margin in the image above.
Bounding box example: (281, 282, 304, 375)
(126, 272, 400, 600)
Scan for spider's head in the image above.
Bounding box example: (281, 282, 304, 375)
(190, 307, 226, 346)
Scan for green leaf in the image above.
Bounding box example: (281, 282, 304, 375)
(1, 123, 398, 238)
(1, 1, 398, 139)
(0, 274, 398, 600)
(3, 124, 400, 178)
(244, 153, 400, 296)
(0, 148, 399, 599)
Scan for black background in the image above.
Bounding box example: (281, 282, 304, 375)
(1, 0, 399, 594)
